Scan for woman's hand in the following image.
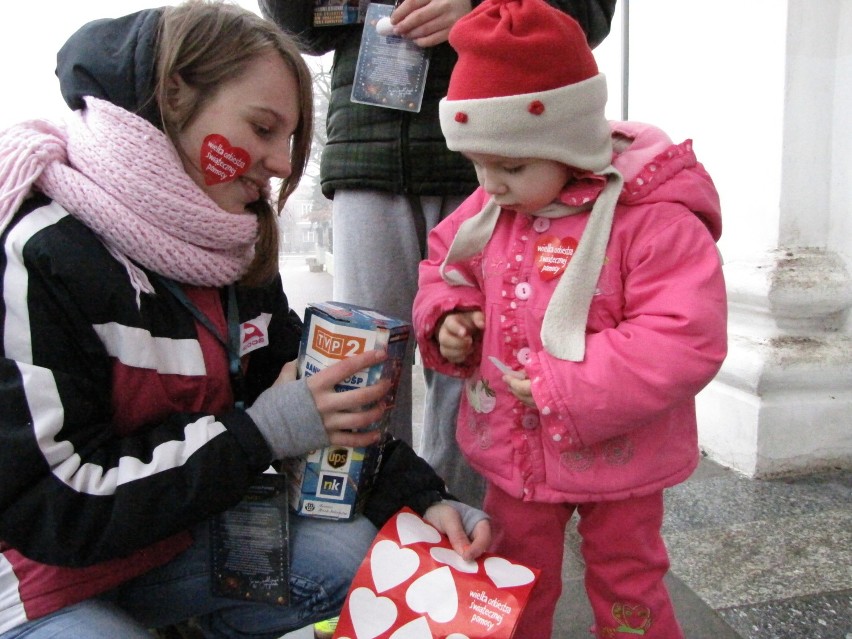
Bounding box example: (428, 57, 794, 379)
(436, 309, 485, 364)
(390, 0, 473, 48)
(275, 350, 391, 448)
(424, 501, 492, 562)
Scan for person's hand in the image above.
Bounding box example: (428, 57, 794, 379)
(390, 0, 473, 47)
(436, 309, 485, 364)
(424, 502, 492, 561)
(503, 374, 537, 409)
(277, 350, 392, 448)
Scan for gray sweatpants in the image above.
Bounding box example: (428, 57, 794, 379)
(331, 190, 485, 507)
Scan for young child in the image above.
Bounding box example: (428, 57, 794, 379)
(412, 0, 728, 636)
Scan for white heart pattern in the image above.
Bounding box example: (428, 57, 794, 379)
(447, 635, 471, 639)
(388, 616, 432, 639)
(396, 511, 442, 546)
(405, 566, 458, 623)
(348, 587, 398, 639)
(429, 547, 478, 574)
(371, 540, 420, 593)
(483, 556, 535, 588)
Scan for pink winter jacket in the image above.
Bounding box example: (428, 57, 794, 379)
(413, 122, 727, 503)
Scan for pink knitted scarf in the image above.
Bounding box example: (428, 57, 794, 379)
(0, 97, 259, 298)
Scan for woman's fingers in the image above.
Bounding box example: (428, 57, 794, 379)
(306, 349, 393, 440)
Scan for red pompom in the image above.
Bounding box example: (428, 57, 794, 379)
(455, 111, 469, 123)
(528, 100, 545, 115)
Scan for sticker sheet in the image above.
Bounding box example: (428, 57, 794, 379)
(333, 508, 539, 638)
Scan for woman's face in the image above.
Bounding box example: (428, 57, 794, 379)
(171, 51, 300, 214)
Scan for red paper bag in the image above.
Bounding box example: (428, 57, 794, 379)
(333, 508, 539, 638)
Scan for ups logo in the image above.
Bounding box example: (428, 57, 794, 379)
(326, 448, 349, 469)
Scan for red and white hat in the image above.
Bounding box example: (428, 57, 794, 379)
(439, 0, 612, 172)
(438, 0, 624, 362)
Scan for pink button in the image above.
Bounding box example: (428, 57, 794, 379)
(522, 414, 539, 430)
(533, 217, 551, 232)
(515, 282, 531, 300)
(517, 347, 531, 365)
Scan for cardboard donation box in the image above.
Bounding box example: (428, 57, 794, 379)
(333, 508, 539, 638)
(288, 302, 410, 520)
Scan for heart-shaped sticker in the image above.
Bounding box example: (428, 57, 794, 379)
(484, 556, 536, 588)
(397, 512, 442, 546)
(405, 566, 458, 623)
(348, 587, 398, 639)
(201, 133, 250, 185)
(430, 547, 478, 574)
(371, 540, 420, 593)
(534, 235, 577, 281)
(388, 616, 432, 639)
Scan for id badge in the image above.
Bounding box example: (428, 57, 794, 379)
(351, 2, 430, 113)
(210, 472, 291, 605)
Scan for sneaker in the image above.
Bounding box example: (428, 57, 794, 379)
(313, 616, 338, 639)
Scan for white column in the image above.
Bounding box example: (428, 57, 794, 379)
(627, 1, 852, 476)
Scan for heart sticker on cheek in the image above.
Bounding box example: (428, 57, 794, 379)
(201, 134, 250, 185)
(535, 235, 577, 281)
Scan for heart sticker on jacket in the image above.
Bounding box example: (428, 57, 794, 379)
(201, 133, 250, 185)
(534, 235, 577, 281)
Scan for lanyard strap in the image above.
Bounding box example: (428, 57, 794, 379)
(157, 277, 246, 410)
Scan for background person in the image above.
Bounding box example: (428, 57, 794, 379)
(258, 0, 617, 511)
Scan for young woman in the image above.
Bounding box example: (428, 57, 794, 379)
(0, 3, 489, 637)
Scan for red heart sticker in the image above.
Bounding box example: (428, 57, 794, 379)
(535, 235, 577, 281)
(201, 134, 250, 185)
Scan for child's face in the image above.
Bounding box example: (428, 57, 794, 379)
(465, 153, 572, 215)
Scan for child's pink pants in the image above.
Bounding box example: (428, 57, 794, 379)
(484, 483, 684, 638)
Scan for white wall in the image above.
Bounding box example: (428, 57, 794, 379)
(622, 0, 852, 476)
(626, 1, 789, 263)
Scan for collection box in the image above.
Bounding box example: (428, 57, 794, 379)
(287, 302, 410, 520)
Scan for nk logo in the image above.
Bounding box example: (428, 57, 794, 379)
(318, 473, 346, 499)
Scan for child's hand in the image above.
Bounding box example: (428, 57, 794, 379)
(424, 501, 492, 562)
(504, 374, 537, 409)
(436, 309, 485, 364)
